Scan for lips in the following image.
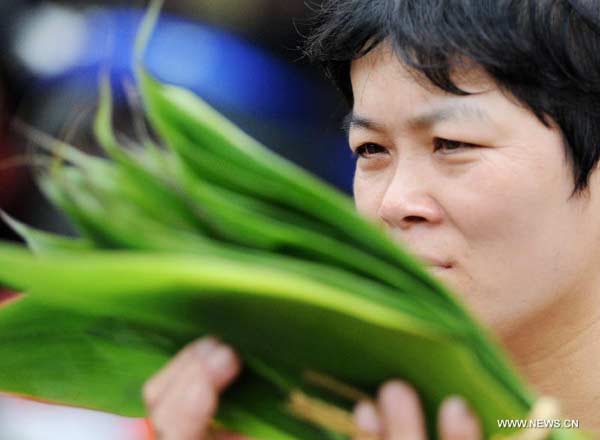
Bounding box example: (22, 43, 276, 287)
(414, 255, 453, 269)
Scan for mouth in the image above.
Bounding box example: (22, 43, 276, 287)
(426, 262, 454, 276)
(428, 264, 453, 272)
(415, 255, 453, 270)
(426, 264, 454, 280)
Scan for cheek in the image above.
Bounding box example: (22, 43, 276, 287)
(448, 143, 570, 245)
(457, 161, 569, 280)
(352, 171, 386, 222)
(443, 157, 577, 333)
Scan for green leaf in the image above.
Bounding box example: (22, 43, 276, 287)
(0, 244, 530, 437)
(1, 211, 92, 255)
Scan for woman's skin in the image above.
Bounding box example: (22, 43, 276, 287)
(143, 42, 600, 438)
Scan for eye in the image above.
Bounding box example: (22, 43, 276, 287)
(433, 137, 478, 153)
(353, 143, 388, 158)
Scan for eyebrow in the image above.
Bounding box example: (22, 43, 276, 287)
(342, 103, 491, 134)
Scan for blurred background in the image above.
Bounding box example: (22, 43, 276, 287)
(0, 0, 352, 438)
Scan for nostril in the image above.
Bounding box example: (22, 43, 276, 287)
(404, 215, 426, 223)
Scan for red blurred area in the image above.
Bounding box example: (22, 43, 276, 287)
(0, 81, 27, 210)
(0, 139, 24, 209)
(0, 289, 21, 306)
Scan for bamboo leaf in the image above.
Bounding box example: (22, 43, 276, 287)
(0, 244, 530, 436)
(0, 211, 92, 254)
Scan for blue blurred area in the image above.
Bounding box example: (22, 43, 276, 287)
(21, 6, 354, 193)
(44, 8, 315, 123)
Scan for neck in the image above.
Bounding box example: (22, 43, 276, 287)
(500, 285, 600, 432)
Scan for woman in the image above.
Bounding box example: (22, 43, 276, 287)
(142, 0, 600, 438)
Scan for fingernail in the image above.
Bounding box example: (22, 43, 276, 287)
(441, 396, 470, 420)
(354, 400, 381, 434)
(379, 381, 415, 408)
(205, 346, 236, 376)
(193, 337, 219, 357)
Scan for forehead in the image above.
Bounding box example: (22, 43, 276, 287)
(349, 43, 496, 107)
(345, 42, 563, 151)
(347, 43, 530, 138)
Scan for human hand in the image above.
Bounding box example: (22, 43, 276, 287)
(143, 339, 480, 440)
(353, 380, 482, 440)
(143, 336, 245, 440)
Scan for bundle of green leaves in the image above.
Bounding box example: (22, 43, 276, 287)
(0, 4, 591, 439)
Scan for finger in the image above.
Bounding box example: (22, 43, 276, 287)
(378, 381, 427, 440)
(143, 336, 220, 407)
(353, 400, 382, 439)
(438, 396, 482, 440)
(148, 346, 241, 440)
(149, 359, 217, 440)
(204, 342, 242, 391)
(147, 342, 241, 440)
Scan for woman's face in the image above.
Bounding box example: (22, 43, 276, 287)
(349, 44, 600, 336)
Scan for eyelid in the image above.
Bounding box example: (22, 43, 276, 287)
(353, 142, 388, 158)
(433, 137, 479, 153)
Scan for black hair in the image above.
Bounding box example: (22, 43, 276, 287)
(304, 0, 600, 195)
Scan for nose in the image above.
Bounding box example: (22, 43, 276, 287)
(377, 168, 444, 230)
